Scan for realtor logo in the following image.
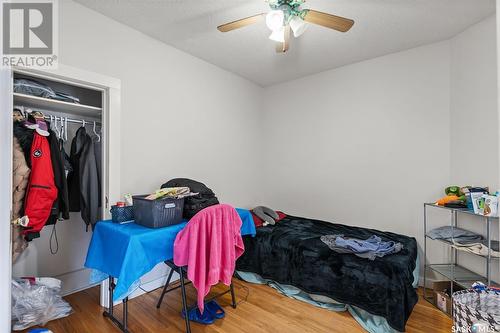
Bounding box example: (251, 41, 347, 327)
(2, 0, 58, 68)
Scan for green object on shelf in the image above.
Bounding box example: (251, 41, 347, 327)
(445, 186, 461, 196)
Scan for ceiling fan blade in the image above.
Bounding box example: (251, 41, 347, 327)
(276, 25, 291, 53)
(217, 13, 265, 32)
(303, 9, 354, 32)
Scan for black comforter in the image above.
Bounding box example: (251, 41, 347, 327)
(236, 215, 418, 332)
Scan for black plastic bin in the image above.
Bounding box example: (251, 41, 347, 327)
(132, 195, 184, 228)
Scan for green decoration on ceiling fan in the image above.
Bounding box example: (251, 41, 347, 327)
(268, 0, 307, 22)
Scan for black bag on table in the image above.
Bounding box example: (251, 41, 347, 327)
(161, 178, 219, 219)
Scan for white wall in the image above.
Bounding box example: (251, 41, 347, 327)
(56, 0, 264, 208)
(449, 15, 499, 283)
(261, 15, 499, 284)
(450, 15, 498, 187)
(262, 41, 451, 243)
(13, 0, 264, 295)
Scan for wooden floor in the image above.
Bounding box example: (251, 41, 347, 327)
(21, 280, 451, 333)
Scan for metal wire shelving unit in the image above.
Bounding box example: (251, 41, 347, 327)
(423, 203, 499, 314)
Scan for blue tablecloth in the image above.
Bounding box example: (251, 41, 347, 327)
(85, 208, 255, 301)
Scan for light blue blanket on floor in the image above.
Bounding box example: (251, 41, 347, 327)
(236, 253, 419, 333)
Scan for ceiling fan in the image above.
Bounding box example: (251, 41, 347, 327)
(217, 0, 354, 53)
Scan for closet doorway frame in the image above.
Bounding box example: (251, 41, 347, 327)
(0, 64, 121, 331)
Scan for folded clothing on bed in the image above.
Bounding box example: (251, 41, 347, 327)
(320, 234, 403, 260)
(236, 215, 418, 332)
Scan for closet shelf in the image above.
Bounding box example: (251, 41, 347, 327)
(425, 236, 499, 260)
(427, 264, 499, 289)
(14, 93, 102, 117)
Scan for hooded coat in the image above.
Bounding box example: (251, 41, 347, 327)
(14, 121, 70, 233)
(23, 132, 58, 236)
(12, 137, 30, 262)
(12, 137, 30, 218)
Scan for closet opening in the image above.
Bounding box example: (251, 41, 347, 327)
(11, 68, 107, 302)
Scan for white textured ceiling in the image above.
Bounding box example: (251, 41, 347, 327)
(75, 0, 495, 86)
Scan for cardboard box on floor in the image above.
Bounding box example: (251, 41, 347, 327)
(432, 281, 465, 316)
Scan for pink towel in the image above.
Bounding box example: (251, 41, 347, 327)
(173, 204, 244, 313)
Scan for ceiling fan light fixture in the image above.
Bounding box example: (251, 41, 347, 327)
(289, 15, 308, 37)
(216, 0, 355, 53)
(266, 10, 284, 31)
(269, 26, 285, 42)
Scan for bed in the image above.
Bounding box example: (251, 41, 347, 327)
(236, 214, 418, 333)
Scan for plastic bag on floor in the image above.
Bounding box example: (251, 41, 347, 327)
(11, 277, 72, 331)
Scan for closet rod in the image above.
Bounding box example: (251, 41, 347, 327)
(43, 115, 101, 126)
(14, 105, 101, 125)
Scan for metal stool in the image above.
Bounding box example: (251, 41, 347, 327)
(156, 260, 237, 333)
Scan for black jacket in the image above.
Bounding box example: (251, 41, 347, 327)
(68, 127, 99, 229)
(46, 129, 70, 223)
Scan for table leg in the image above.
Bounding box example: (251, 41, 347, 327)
(123, 297, 128, 331)
(102, 276, 130, 333)
(109, 277, 114, 317)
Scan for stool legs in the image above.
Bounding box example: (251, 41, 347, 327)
(179, 267, 191, 333)
(156, 268, 175, 308)
(230, 282, 237, 308)
(157, 261, 236, 333)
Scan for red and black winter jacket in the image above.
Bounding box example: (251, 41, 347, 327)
(23, 132, 58, 236)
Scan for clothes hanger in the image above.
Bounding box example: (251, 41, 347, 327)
(82, 119, 86, 128)
(64, 117, 68, 141)
(62, 117, 67, 141)
(57, 117, 64, 139)
(53, 116, 61, 138)
(93, 121, 101, 142)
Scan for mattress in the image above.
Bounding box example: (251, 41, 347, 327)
(236, 215, 418, 332)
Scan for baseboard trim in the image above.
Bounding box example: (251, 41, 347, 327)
(99, 269, 181, 307)
(128, 271, 180, 299)
(418, 274, 441, 288)
(54, 267, 98, 297)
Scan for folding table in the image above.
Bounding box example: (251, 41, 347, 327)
(84, 208, 255, 333)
